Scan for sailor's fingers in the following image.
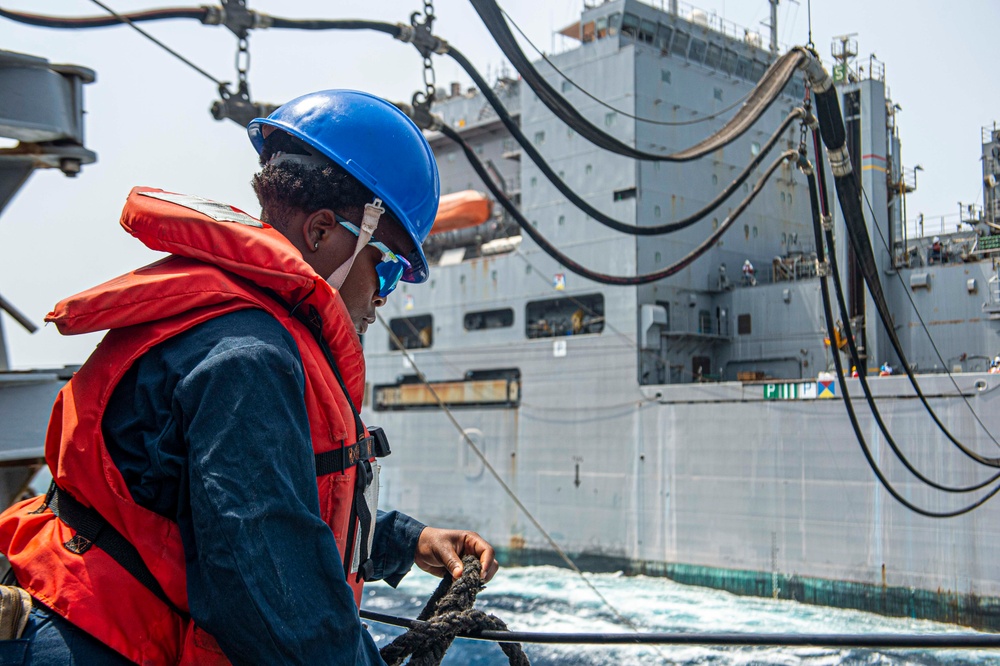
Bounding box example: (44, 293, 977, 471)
(414, 527, 498, 582)
(461, 531, 498, 583)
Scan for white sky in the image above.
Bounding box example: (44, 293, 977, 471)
(2, 0, 998, 368)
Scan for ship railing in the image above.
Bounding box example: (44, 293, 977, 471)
(771, 254, 819, 282)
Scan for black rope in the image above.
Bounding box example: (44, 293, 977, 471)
(443, 119, 796, 286)
(378, 555, 528, 666)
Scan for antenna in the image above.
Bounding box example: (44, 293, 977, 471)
(806, 0, 813, 49)
(831, 33, 859, 65)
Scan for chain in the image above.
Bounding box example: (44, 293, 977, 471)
(412, 0, 437, 105)
(236, 36, 251, 90)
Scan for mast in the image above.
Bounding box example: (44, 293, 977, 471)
(769, 0, 779, 55)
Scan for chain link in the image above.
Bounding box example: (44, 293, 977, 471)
(418, 0, 436, 104)
(236, 36, 251, 86)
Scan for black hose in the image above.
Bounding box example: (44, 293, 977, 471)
(810, 76, 1000, 468)
(468, 0, 808, 162)
(812, 132, 1000, 493)
(362, 610, 1000, 648)
(808, 139, 1000, 516)
(447, 47, 801, 236)
(0, 6, 207, 28)
(267, 16, 401, 36)
(443, 121, 795, 286)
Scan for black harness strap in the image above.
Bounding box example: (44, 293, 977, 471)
(44, 482, 190, 621)
(315, 433, 387, 476)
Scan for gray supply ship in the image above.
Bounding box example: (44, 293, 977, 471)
(362, 0, 1000, 631)
(3, 0, 1000, 635)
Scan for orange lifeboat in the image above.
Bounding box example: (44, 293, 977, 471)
(430, 190, 492, 235)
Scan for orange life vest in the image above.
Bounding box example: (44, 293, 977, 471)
(0, 187, 375, 665)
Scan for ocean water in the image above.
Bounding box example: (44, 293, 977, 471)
(361, 566, 1000, 665)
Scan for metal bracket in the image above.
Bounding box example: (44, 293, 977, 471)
(211, 81, 277, 126)
(816, 260, 831, 277)
(821, 214, 834, 232)
(399, 10, 449, 57)
(395, 95, 442, 132)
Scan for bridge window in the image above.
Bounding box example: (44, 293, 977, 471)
(671, 30, 690, 57)
(655, 24, 673, 52)
(621, 12, 640, 39)
(688, 38, 707, 63)
(705, 43, 723, 69)
(720, 49, 738, 74)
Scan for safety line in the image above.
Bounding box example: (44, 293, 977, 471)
(374, 314, 666, 653)
(86, 0, 224, 86)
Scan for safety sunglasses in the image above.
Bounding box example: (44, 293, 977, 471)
(336, 216, 411, 298)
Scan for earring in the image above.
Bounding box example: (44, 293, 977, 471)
(313, 241, 320, 250)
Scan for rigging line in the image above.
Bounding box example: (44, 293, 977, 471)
(807, 164, 1000, 517)
(497, 6, 753, 126)
(446, 45, 803, 237)
(374, 313, 662, 646)
(854, 172, 1000, 450)
(85, 0, 224, 86)
(813, 134, 1000, 492)
(444, 119, 798, 285)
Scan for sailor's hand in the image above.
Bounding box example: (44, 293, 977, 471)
(414, 527, 499, 583)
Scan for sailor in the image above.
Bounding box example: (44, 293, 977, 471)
(0, 90, 497, 665)
(990, 356, 1000, 374)
(879, 362, 893, 376)
(851, 365, 859, 378)
(929, 236, 942, 264)
(742, 259, 756, 286)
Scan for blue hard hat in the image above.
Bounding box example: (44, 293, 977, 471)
(247, 89, 439, 283)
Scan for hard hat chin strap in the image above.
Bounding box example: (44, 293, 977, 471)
(327, 197, 385, 291)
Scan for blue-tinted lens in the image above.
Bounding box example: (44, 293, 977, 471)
(336, 217, 410, 297)
(376, 260, 406, 297)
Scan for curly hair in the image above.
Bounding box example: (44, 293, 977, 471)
(251, 130, 391, 231)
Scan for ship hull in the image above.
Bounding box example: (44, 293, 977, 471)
(370, 350, 1000, 630)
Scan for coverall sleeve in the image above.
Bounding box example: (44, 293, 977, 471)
(369, 509, 425, 587)
(172, 325, 387, 666)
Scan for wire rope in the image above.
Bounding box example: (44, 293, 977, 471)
(498, 6, 753, 127)
(84, 0, 224, 86)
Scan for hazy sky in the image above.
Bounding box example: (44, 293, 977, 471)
(2, 0, 998, 368)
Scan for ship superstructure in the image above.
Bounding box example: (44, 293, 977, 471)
(365, 0, 1000, 629)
